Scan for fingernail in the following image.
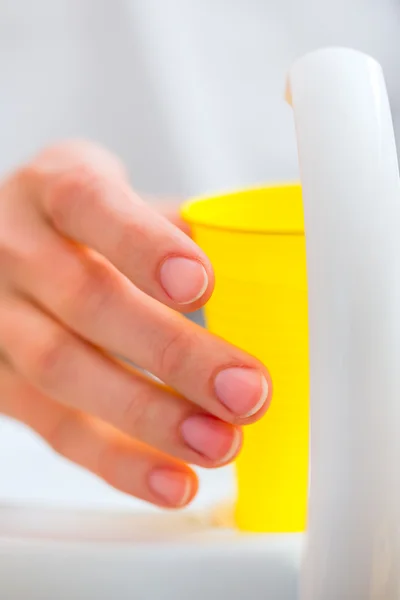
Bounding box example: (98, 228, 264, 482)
(160, 257, 208, 304)
(181, 415, 241, 464)
(214, 368, 269, 417)
(148, 469, 193, 507)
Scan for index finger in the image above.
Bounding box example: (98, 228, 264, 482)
(27, 144, 214, 311)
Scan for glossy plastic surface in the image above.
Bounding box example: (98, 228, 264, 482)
(289, 48, 400, 599)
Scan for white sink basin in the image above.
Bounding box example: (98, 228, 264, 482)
(0, 507, 302, 600)
(0, 418, 302, 599)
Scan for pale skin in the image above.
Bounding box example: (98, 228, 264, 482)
(0, 140, 272, 509)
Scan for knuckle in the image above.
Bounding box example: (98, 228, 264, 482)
(10, 164, 43, 190)
(46, 164, 103, 230)
(96, 442, 121, 487)
(113, 216, 146, 267)
(62, 259, 117, 326)
(156, 329, 193, 380)
(0, 240, 14, 273)
(29, 328, 73, 390)
(45, 411, 75, 456)
(119, 388, 153, 438)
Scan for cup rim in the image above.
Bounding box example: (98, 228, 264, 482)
(181, 183, 304, 236)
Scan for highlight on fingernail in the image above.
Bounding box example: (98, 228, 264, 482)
(214, 367, 269, 417)
(181, 414, 242, 464)
(244, 374, 270, 417)
(159, 256, 208, 304)
(148, 468, 194, 507)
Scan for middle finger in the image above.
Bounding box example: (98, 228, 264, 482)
(18, 228, 272, 424)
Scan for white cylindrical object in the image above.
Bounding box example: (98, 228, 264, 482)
(288, 48, 400, 599)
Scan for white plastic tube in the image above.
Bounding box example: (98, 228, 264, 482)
(288, 48, 400, 599)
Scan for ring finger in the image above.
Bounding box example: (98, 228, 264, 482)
(0, 294, 242, 468)
(0, 365, 198, 508)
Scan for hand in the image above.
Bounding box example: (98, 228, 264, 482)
(0, 140, 271, 508)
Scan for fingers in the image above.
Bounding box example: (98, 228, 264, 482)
(0, 140, 272, 509)
(5, 139, 271, 425)
(23, 144, 214, 311)
(0, 367, 198, 508)
(0, 295, 242, 467)
(14, 228, 271, 425)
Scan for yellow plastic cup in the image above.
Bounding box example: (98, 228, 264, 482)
(181, 184, 309, 533)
